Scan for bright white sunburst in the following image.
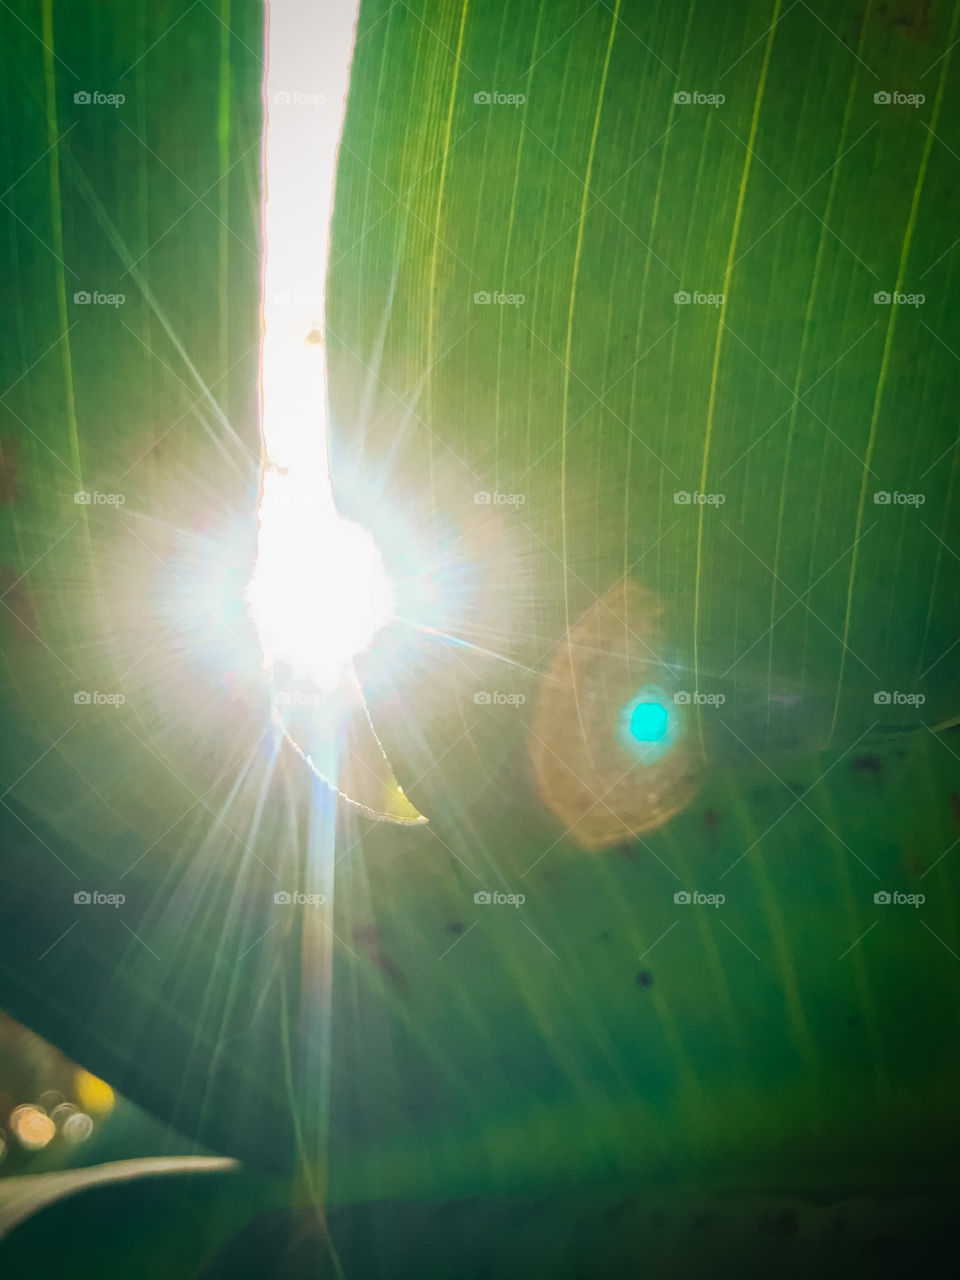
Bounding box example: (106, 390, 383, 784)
(248, 479, 394, 692)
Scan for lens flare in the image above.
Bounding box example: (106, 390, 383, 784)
(529, 580, 703, 848)
(626, 694, 670, 744)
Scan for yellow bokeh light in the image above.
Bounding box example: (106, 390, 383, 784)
(74, 1068, 115, 1115)
(10, 1104, 56, 1150)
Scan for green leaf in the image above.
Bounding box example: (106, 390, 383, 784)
(1, 0, 958, 1204)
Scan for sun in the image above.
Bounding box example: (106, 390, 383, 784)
(247, 474, 394, 692)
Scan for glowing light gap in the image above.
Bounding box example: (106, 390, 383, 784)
(250, 0, 425, 825)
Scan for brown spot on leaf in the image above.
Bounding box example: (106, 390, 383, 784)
(604, 1196, 638, 1223)
(0, 436, 21, 504)
(887, 0, 934, 40)
(903, 848, 927, 879)
(759, 1208, 799, 1237)
(0, 568, 38, 635)
(351, 923, 406, 993)
(373, 953, 406, 993)
(851, 755, 883, 776)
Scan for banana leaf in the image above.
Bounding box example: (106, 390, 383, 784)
(1, 0, 958, 1220)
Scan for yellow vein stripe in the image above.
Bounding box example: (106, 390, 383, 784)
(625, 0, 698, 589)
(666, 831, 748, 1070)
(816, 782, 889, 1104)
(218, 0, 232, 376)
(692, 0, 783, 746)
(916, 441, 960, 678)
(767, 0, 875, 713)
(496, 1, 546, 488)
(725, 781, 820, 1084)
(558, 0, 621, 722)
(41, 0, 82, 480)
(828, 0, 960, 741)
(424, 0, 471, 512)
